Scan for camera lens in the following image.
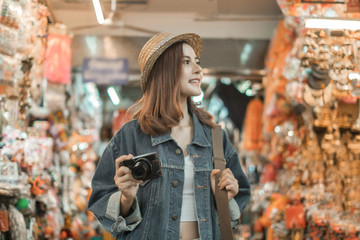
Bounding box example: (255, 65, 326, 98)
(132, 158, 152, 180)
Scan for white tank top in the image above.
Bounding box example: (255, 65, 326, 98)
(180, 155, 197, 222)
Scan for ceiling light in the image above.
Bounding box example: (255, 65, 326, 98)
(220, 77, 232, 85)
(245, 89, 254, 96)
(92, 0, 104, 24)
(240, 43, 252, 65)
(305, 18, 360, 30)
(107, 87, 120, 105)
(236, 80, 251, 93)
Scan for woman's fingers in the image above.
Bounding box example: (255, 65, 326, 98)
(210, 169, 221, 195)
(116, 179, 138, 189)
(211, 168, 239, 200)
(115, 154, 133, 169)
(115, 167, 143, 185)
(114, 154, 143, 189)
(217, 168, 239, 200)
(218, 173, 235, 188)
(211, 168, 221, 179)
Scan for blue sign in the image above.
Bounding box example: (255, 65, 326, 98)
(82, 58, 129, 85)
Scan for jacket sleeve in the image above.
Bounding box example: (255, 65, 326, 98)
(87, 140, 142, 236)
(222, 129, 251, 224)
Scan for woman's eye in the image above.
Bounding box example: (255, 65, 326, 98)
(183, 60, 190, 64)
(196, 61, 201, 66)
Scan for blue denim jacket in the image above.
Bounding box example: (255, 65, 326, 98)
(88, 112, 251, 240)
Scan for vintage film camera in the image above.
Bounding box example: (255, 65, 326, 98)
(119, 152, 162, 181)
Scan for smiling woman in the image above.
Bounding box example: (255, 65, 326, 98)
(87, 32, 251, 240)
(179, 43, 203, 99)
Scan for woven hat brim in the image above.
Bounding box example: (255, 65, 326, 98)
(139, 33, 202, 92)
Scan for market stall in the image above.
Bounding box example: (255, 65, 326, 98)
(0, 1, 102, 239)
(243, 1, 360, 239)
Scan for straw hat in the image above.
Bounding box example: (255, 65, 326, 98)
(138, 32, 203, 91)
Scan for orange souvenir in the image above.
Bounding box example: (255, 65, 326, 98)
(285, 204, 306, 229)
(30, 176, 47, 196)
(258, 193, 287, 227)
(260, 163, 277, 183)
(242, 98, 264, 151)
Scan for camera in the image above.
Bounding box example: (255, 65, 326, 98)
(119, 152, 162, 181)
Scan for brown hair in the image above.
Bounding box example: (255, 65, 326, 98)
(129, 41, 215, 136)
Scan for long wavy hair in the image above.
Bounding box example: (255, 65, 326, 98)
(128, 41, 215, 136)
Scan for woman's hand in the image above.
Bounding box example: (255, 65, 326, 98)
(114, 154, 143, 216)
(210, 168, 239, 200)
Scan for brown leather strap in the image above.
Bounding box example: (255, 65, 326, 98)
(211, 125, 234, 240)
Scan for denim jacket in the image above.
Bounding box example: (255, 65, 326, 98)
(88, 112, 251, 240)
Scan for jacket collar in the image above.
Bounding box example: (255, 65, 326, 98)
(191, 111, 211, 147)
(151, 110, 211, 147)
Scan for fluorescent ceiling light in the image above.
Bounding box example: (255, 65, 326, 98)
(220, 77, 232, 85)
(92, 0, 104, 24)
(237, 80, 251, 93)
(240, 43, 253, 65)
(305, 18, 360, 30)
(107, 87, 120, 105)
(245, 89, 254, 96)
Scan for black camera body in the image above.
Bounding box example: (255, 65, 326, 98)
(119, 152, 162, 181)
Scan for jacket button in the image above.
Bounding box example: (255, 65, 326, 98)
(175, 148, 181, 155)
(172, 214, 178, 220)
(172, 180, 179, 187)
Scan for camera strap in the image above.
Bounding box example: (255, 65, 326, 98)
(211, 125, 234, 240)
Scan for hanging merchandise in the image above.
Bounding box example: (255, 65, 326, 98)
(43, 32, 72, 85)
(0, 0, 49, 126)
(0, 1, 102, 239)
(244, 0, 360, 237)
(1, 114, 101, 240)
(70, 75, 103, 133)
(8, 205, 27, 239)
(242, 97, 264, 151)
(18, 58, 33, 120)
(277, 0, 360, 18)
(262, 19, 298, 135)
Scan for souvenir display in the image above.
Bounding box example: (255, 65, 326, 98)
(243, 3, 360, 238)
(242, 98, 264, 151)
(277, 0, 360, 18)
(43, 34, 72, 85)
(0, 1, 102, 239)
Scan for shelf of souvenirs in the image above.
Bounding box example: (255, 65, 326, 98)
(0, 0, 48, 58)
(280, 27, 360, 110)
(0, 52, 20, 87)
(0, 79, 14, 87)
(277, 0, 360, 18)
(0, 0, 24, 30)
(0, 185, 23, 197)
(0, 0, 49, 86)
(250, 119, 360, 238)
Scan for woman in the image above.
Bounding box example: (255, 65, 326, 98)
(88, 32, 251, 240)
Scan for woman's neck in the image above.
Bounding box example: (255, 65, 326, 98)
(171, 97, 193, 155)
(179, 98, 191, 127)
